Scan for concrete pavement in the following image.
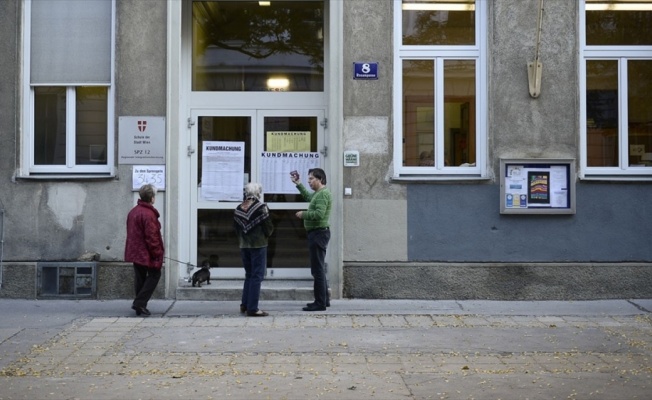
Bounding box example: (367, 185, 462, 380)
(0, 299, 650, 399)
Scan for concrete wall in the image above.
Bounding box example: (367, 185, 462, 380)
(342, 1, 408, 262)
(0, 1, 168, 298)
(340, 0, 652, 299)
(491, 0, 578, 166)
(0, 263, 164, 300)
(344, 263, 652, 300)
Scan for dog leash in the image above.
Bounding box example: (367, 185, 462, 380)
(164, 256, 203, 283)
(164, 256, 199, 269)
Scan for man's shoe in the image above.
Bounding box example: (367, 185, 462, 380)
(246, 310, 269, 317)
(240, 305, 247, 313)
(132, 305, 150, 316)
(306, 302, 330, 308)
(302, 304, 326, 312)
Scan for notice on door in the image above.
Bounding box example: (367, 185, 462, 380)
(201, 141, 245, 201)
(266, 131, 311, 152)
(261, 152, 321, 194)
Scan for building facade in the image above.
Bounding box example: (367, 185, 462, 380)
(0, 0, 651, 301)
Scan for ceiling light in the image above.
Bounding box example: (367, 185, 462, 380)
(267, 78, 289, 91)
(259, 1, 271, 6)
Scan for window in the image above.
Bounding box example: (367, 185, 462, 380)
(580, 0, 652, 179)
(22, 0, 115, 176)
(393, 0, 486, 179)
(192, 1, 324, 92)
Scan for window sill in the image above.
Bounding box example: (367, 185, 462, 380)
(17, 173, 116, 181)
(390, 175, 491, 183)
(579, 175, 652, 182)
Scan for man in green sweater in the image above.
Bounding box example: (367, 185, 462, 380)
(291, 168, 332, 311)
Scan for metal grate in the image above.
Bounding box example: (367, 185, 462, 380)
(37, 262, 97, 298)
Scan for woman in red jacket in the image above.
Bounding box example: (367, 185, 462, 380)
(125, 184, 165, 316)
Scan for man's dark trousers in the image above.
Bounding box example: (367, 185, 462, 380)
(308, 228, 330, 307)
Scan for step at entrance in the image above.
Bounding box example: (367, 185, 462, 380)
(176, 279, 315, 301)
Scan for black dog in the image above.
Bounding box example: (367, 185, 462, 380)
(192, 257, 218, 287)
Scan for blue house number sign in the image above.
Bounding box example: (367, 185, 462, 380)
(353, 62, 378, 80)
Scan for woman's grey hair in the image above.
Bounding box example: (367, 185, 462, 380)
(244, 182, 263, 200)
(139, 184, 157, 203)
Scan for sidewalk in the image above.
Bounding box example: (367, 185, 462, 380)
(0, 299, 651, 399)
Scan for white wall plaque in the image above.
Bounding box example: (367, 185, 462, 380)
(344, 150, 360, 167)
(119, 116, 166, 164)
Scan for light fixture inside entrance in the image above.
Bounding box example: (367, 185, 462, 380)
(259, 1, 271, 6)
(402, 1, 475, 11)
(267, 77, 289, 91)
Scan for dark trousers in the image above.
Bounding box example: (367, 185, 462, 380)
(307, 228, 330, 307)
(240, 247, 267, 313)
(133, 263, 161, 308)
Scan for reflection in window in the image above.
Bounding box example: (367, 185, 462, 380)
(402, 0, 475, 45)
(76, 87, 108, 165)
(34, 86, 108, 166)
(35, 87, 67, 165)
(586, 61, 618, 167)
(583, 2, 652, 172)
(444, 60, 475, 166)
(403, 60, 434, 167)
(628, 60, 652, 166)
(192, 1, 324, 92)
(402, 59, 476, 167)
(395, 0, 484, 176)
(197, 209, 309, 269)
(585, 1, 652, 45)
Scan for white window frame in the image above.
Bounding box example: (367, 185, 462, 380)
(392, 0, 487, 180)
(579, 0, 652, 180)
(20, 0, 116, 178)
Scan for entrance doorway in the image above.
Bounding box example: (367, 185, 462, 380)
(187, 109, 325, 279)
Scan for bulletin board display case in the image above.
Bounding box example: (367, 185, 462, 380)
(500, 159, 576, 214)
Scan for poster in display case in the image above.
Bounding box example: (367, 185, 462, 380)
(500, 159, 576, 214)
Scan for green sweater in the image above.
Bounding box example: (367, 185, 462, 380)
(297, 184, 332, 231)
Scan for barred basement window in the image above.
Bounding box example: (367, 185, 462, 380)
(38, 262, 97, 298)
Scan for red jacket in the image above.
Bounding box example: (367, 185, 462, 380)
(125, 200, 165, 269)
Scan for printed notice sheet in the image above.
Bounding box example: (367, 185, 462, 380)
(201, 141, 244, 201)
(266, 131, 311, 152)
(261, 152, 321, 194)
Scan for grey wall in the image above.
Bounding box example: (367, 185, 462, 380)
(408, 183, 652, 262)
(0, 0, 166, 266)
(491, 0, 578, 167)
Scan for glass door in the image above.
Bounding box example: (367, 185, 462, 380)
(189, 109, 325, 279)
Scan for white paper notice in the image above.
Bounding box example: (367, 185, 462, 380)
(201, 141, 244, 201)
(549, 165, 568, 208)
(261, 152, 321, 194)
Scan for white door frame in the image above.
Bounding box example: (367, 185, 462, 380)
(186, 109, 325, 280)
(166, 0, 344, 296)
